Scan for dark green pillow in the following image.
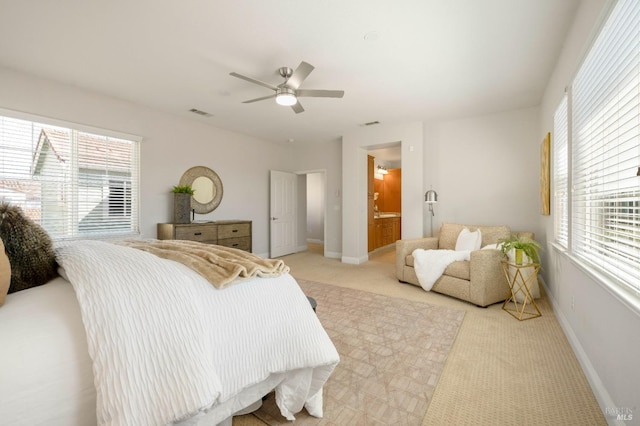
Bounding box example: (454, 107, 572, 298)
(0, 203, 58, 293)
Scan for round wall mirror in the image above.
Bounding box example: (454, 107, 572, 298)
(192, 176, 214, 204)
(179, 166, 223, 214)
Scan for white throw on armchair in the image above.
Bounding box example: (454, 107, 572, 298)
(396, 223, 535, 307)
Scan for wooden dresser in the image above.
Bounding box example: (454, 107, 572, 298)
(157, 220, 252, 252)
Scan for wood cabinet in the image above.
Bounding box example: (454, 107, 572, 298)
(384, 169, 401, 213)
(374, 217, 401, 249)
(157, 220, 252, 252)
(367, 155, 375, 252)
(373, 168, 401, 212)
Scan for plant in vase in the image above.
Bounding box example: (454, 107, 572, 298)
(171, 185, 195, 224)
(172, 185, 195, 195)
(498, 234, 541, 265)
(498, 234, 542, 302)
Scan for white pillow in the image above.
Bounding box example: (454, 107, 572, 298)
(455, 228, 482, 251)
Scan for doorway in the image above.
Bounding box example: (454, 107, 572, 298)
(298, 170, 327, 256)
(270, 169, 327, 258)
(305, 172, 325, 254)
(367, 144, 401, 252)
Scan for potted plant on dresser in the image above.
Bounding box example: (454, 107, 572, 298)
(172, 185, 194, 224)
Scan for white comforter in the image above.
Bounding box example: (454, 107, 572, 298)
(412, 248, 470, 291)
(54, 240, 339, 425)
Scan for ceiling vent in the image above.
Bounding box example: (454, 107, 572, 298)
(189, 108, 213, 117)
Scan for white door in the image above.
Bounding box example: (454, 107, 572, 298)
(270, 170, 297, 258)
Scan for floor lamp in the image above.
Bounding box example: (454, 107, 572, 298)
(425, 189, 438, 237)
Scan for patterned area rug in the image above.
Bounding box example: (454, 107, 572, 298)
(250, 279, 465, 425)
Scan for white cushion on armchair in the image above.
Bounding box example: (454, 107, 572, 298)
(455, 228, 482, 251)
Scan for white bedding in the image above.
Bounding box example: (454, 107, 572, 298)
(0, 278, 96, 425)
(0, 240, 339, 425)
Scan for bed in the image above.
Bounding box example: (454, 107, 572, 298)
(0, 238, 339, 425)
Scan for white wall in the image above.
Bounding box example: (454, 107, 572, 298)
(342, 122, 424, 264)
(0, 67, 290, 257)
(290, 140, 342, 258)
(539, 0, 640, 423)
(423, 107, 542, 239)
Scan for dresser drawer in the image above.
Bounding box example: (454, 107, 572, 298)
(216, 236, 251, 251)
(217, 223, 251, 239)
(157, 221, 250, 250)
(174, 225, 217, 242)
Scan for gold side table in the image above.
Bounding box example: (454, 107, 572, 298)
(501, 261, 542, 321)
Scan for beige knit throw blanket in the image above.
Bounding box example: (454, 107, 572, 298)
(116, 239, 290, 289)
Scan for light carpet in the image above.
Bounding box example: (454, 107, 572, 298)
(234, 244, 607, 425)
(237, 279, 465, 425)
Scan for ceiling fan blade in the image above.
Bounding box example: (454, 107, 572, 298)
(296, 89, 345, 98)
(229, 72, 278, 91)
(286, 61, 314, 89)
(291, 102, 305, 114)
(242, 94, 277, 104)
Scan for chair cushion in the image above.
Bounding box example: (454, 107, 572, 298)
(443, 260, 470, 280)
(439, 223, 467, 250)
(406, 254, 415, 267)
(476, 225, 511, 246)
(439, 223, 511, 249)
(407, 254, 470, 281)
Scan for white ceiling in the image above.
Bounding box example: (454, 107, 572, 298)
(0, 0, 580, 145)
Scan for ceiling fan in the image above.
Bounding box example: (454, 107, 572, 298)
(229, 61, 344, 114)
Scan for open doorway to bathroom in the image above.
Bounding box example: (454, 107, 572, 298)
(367, 144, 401, 252)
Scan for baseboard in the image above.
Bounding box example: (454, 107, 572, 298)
(341, 255, 368, 264)
(306, 238, 324, 244)
(296, 244, 308, 252)
(324, 251, 341, 259)
(540, 278, 621, 425)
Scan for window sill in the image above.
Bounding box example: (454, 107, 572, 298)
(552, 242, 640, 319)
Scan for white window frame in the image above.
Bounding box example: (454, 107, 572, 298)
(0, 108, 141, 240)
(553, 0, 640, 306)
(553, 93, 570, 248)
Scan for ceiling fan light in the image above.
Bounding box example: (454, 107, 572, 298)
(276, 92, 297, 106)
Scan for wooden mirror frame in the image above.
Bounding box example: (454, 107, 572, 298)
(179, 166, 223, 214)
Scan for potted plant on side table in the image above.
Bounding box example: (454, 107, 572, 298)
(498, 234, 542, 302)
(498, 234, 542, 265)
(172, 185, 195, 224)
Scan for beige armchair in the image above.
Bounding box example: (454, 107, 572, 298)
(396, 223, 534, 307)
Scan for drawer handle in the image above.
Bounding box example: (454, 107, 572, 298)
(194, 232, 202, 236)
(232, 229, 238, 233)
(232, 243, 239, 247)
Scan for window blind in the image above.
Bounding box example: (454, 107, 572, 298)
(0, 114, 140, 240)
(572, 0, 640, 293)
(553, 94, 569, 248)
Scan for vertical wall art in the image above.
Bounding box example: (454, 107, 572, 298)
(540, 132, 551, 215)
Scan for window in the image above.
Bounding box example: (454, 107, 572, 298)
(568, 0, 640, 294)
(0, 112, 140, 240)
(553, 94, 569, 248)
(108, 180, 132, 217)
